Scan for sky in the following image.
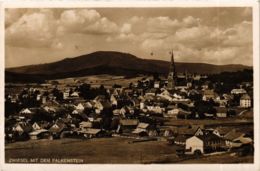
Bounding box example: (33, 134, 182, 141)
(5, 7, 253, 68)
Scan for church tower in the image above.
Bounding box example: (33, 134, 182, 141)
(167, 51, 177, 90)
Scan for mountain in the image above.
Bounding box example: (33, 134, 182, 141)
(6, 51, 252, 82)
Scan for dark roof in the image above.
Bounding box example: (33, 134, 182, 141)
(224, 130, 245, 141)
(197, 133, 223, 142)
(17, 122, 33, 133)
(173, 126, 200, 135)
(49, 122, 67, 133)
(214, 127, 233, 135)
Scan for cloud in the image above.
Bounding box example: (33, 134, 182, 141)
(6, 9, 119, 48)
(120, 23, 132, 34)
(5, 8, 253, 67)
(58, 9, 118, 35)
(5, 9, 27, 28)
(182, 16, 201, 27)
(222, 21, 252, 47)
(5, 9, 57, 47)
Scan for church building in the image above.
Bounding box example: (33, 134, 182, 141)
(167, 51, 177, 90)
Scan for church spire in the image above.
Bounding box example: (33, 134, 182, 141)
(167, 50, 177, 90)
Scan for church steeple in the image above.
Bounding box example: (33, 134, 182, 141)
(167, 50, 177, 90)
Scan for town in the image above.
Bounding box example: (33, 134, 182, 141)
(5, 52, 254, 163)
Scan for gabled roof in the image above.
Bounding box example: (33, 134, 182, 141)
(132, 128, 147, 134)
(214, 127, 233, 135)
(15, 122, 32, 132)
(94, 95, 107, 102)
(29, 129, 49, 136)
(240, 94, 251, 100)
(203, 89, 215, 96)
(224, 130, 245, 141)
(137, 123, 149, 129)
(196, 133, 223, 142)
(80, 128, 101, 135)
(173, 126, 200, 135)
(49, 122, 67, 133)
(76, 103, 85, 110)
(79, 121, 92, 128)
(120, 119, 139, 126)
(20, 108, 32, 114)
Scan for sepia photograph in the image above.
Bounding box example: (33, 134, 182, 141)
(1, 1, 259, 170)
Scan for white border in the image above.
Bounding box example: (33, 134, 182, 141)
(0, 1, 259, 171)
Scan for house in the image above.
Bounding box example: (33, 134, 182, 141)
(213, 127, 233, 138)
(176, 109, 192, 119)
(118, 119, 139, 133)
(49, 122, 67, 138)
(185, 136, 204, 154)
(110, 95, 118, 106)
(202, 89, 216, 101)
(124, 88, 134, 96)
(132, 122, 156, 137)
(165, 108, 179, 118)
(94, 100, 112, 111)
(94, 95, 107, 102)
(13, 122, 32, 134)
(29, 129, 52, 140)
(145, 88, 157, 96)
(215, 107, 228, 118)
(85, 101, 94, 109)
(79, 128, 102, 138)
(231, 88, 247, 95)
(43, 106, 56, 113)
(32, 122, 41, 131)
(185, 133, 225, 155)
(19, 108, 32, 114)
(79, 121, 93, 131)
(75, 103, 85, 111)
(63, 90, 70, 99)
(154, 81, 160, 88)
(132, 123, 150, 137)
(70, 91, 79, 97)
(240, 94, 251, 108)
(72, 109, 82, 115)
(224, 130, 246, 148)
(172, 126, 203, 137)
(146, 105, 164, 114)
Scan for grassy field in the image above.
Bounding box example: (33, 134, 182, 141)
(54, 75, 147, 88)
(5, 137, 253, 164)
(164, 118, 253, 128)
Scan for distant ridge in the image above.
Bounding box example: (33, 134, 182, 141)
(6, 51, 252, 82)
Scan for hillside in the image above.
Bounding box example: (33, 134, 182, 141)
(6, 51, 252, 82)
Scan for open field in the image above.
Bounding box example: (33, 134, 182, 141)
(5, 137, 253, 164)
(53, 75, 148, 88)
(164, 118, 253, 128)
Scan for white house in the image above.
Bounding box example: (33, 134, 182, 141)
(32, 122, 41, 131)
(240, 94, 251, 108)
(20, 108, 32, 114)
(185, 136, 204, 154)
(231, 88, 246, 95)
(70, 92, 79, 97)
(75, 103, 85, 111)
